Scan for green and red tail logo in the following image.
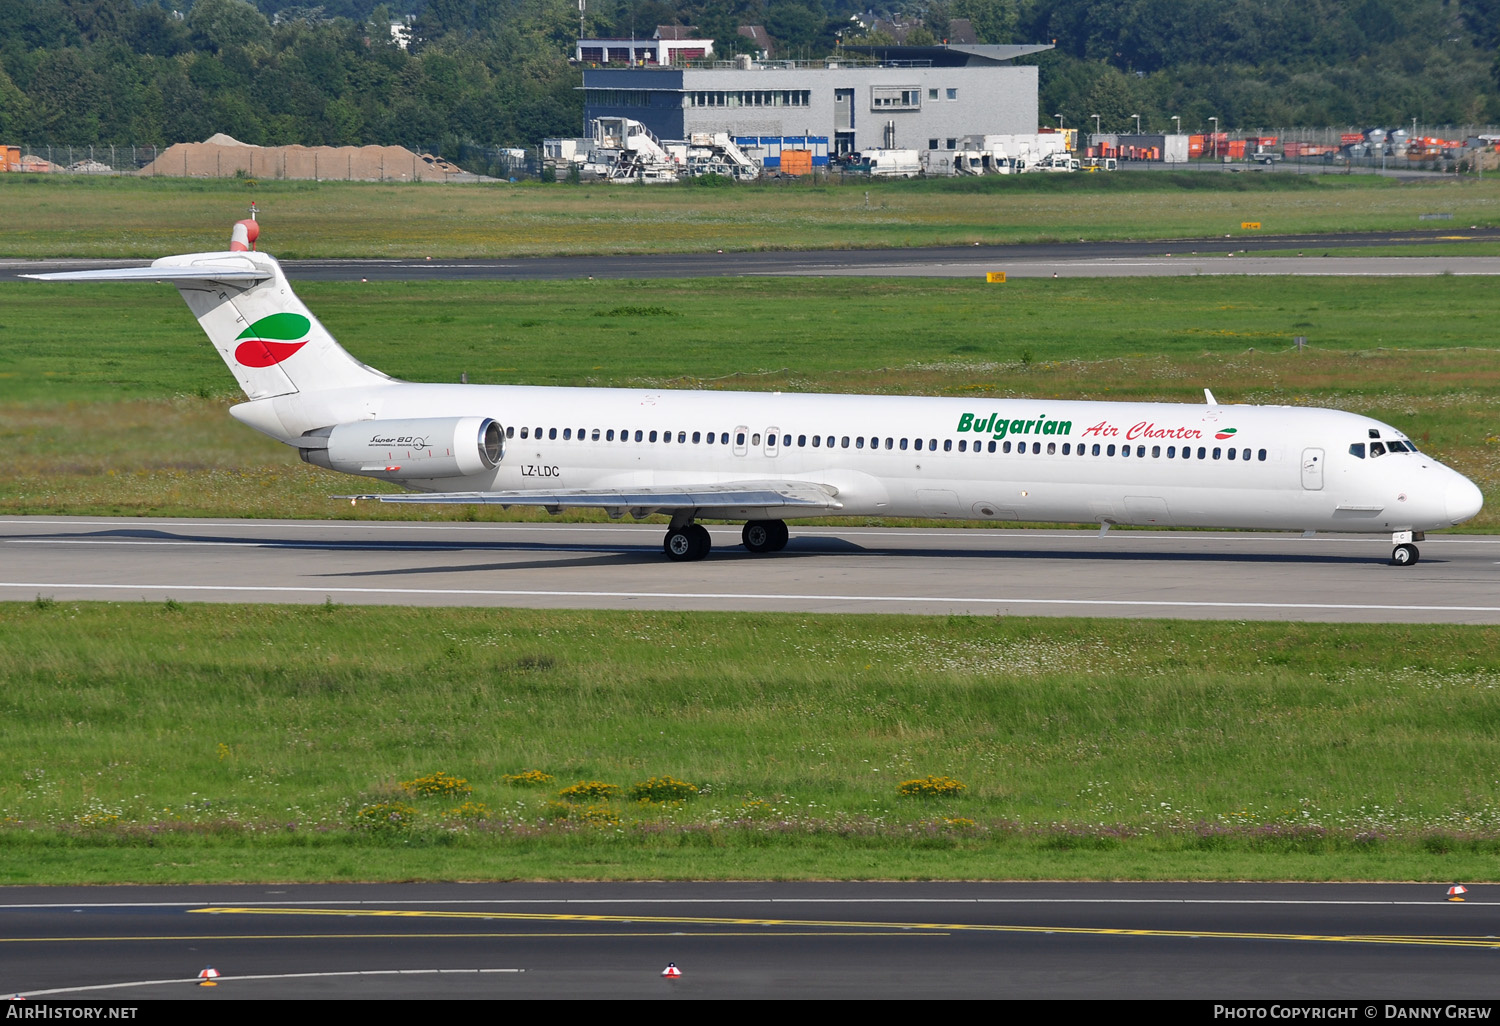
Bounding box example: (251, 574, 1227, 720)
(1214, 427, 1238, 440)
(234, 313, 310, 368)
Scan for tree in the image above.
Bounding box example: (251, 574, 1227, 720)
(187, 0, 272, 53)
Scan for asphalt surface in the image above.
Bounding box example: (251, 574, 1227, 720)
(2, 517, 1496, 623)
(7, 228, 1500, 281)
(3, 882, 1498, 1000)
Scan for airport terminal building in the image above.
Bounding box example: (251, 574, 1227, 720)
(581, 44, 1051, 156)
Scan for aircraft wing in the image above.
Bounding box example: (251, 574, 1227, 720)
(343, 481, 842, 518)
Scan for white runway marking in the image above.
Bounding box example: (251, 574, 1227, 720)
(0, 897, 1485, 910)
(10, 968, 524, 999)
(3, 580, 1499, 614)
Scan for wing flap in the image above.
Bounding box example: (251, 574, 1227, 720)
(341, 481, 842, 513)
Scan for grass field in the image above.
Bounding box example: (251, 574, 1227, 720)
(2, 275, 1497, 527)
(1, 603, 1497, 883)
(1, 172, 1497, 258)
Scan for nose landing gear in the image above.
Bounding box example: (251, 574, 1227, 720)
(1390, 530, 1421, 567)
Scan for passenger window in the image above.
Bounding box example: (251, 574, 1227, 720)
(606, 429, 615, 441)
(1047, 442, 1056, 455)
(721, 433, 730, 444)
(1370, 442, 1386, 457)
(1227, 447, 1236, 460)
(1062, 443, 1071, 455)
(506, 426, 515, 439)
(563, 428, 571, 440)
(1258, 449, 1267, 461)
(886, 438, 894, 449)
(692, 431, 700, 443)
(1107, 444, 1116, 456)
(1092, 444, 1101, 456)
(856, 437, 865, 449)
(944, 440, 953, 452)
(1197, 447, 1206, 459)
(635, 430, 644, 442)
(705, 432, 714, 444)
(592, 429, 600, 441)
(1121, 445, 1130, 458)
(914, 438, 922, 451)
(1003, 441, 1011, 453)
(548, 428, 557, 440)
(989, 441, 997, 453)
(1166, 446, 1175, 458)
(678, 430, 686, 443)
(1241, 448, 1250, 461)
(799, 435, 807, 447)
(768, 433, 777, 446)
(812, 435, 821, 447)
(957, 440, 966, 452)
(1151, 445, 1160, 458)
(650, 430, 659, 442)
(929, 439, 937, 450)
(841, 437, 850, 448)
(1213, 448, 1221, 459)
(750, 433, 760, 446)
(900, 438, 908, 450)
(520, 427, 529, 439)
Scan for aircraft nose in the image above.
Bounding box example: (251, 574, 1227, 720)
(1446, 477, 1484, 524)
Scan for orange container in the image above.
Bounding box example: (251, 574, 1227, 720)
(779, 149, 812, 175)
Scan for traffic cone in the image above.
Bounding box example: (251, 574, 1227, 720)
(1447, 885, 1468, 902)
(197, 967, 221, 987)
(661, 963, 682, 978)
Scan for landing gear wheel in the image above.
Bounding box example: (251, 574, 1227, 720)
(664, 525, 711, 562)
(1391, 543, 1419, 567)
(742, 519, 789, 553)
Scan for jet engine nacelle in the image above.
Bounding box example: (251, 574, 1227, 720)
(300, 416, 504, 480)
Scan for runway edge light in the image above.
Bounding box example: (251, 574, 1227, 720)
(1447, 885, 1468, 901)
(662, 963, 682, 978)
(198, 966, 221, 986)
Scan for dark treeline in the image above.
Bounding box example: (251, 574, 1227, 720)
(1, 0, 1496, 152)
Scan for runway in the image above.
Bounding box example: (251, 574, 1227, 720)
(8, 228, 1500, 281)
(2, 882, 1497, 999)
(3, 517, 1495, 623)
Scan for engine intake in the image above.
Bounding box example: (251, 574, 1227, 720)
(300, 416, 504, 481)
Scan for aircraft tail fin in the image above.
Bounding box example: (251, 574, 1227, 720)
(23, 226, 392, 401)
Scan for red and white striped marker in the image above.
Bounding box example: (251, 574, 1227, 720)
(661, 963, 682, 978)
(1448, 885, 1468, 901)
(197, 967, 221, 987)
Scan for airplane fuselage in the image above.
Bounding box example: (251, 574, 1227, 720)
(232, 381, 1479, 535)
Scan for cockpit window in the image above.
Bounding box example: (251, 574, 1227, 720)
(1348, 443, 1365, 459)
(1387, 440, 1410, 453)
(1369, 441, 1387, 457)
(1368, 428, 1381, 439)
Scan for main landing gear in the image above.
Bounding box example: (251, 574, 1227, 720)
(661, 518, 791, 562)
(1390, 530, 1422, 567)
(741, 519, 789, 554)
(663, 523, 712, 562)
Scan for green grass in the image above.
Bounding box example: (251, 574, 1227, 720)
(1, 172, 1498, 258)
(1, 603, 1497, 883)
(3, 275, 1497, 528)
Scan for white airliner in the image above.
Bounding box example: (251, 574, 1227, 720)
(25, 219, 1483, 565)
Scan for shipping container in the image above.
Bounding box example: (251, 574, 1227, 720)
(780, 149, 812, 175)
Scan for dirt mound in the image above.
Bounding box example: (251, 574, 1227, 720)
(137, 139, 462, 181)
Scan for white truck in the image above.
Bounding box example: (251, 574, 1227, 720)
(853, 149, 921, 178)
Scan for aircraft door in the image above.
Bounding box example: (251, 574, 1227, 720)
(764, 427, 780, 457)
(733, 426, 749, 456)
(1301, 448, 1324, 490)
